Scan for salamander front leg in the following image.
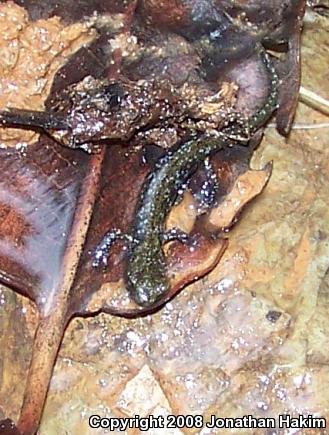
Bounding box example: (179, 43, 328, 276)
(161, 228, 189, 244)
(92, 229, 134, 268)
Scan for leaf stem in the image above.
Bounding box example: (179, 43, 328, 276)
(16, 149, 106, 434)
(17, 309, 68, 435)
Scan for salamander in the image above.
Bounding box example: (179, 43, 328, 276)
(93, 47, 279, 307)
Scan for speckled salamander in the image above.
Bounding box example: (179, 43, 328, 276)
(93, 48, 279, 308)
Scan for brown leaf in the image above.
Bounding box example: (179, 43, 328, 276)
(0, 140, 105, 434)
(208, 164, 272, 229)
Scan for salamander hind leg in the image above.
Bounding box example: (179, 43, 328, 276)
(92, 229, 133, 268)
(220, 111, 250, 143)
(161, 228, 189, 244)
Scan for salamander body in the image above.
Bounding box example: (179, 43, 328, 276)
(115, 48, 279, 307)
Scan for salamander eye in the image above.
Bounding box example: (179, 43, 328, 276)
(102, 83, 124, 109)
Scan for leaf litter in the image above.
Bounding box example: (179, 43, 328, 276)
(1, 1, 329, 434)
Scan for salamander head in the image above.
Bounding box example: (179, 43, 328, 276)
(129, 274, 169, 307)
(126, 243, 170, 307)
